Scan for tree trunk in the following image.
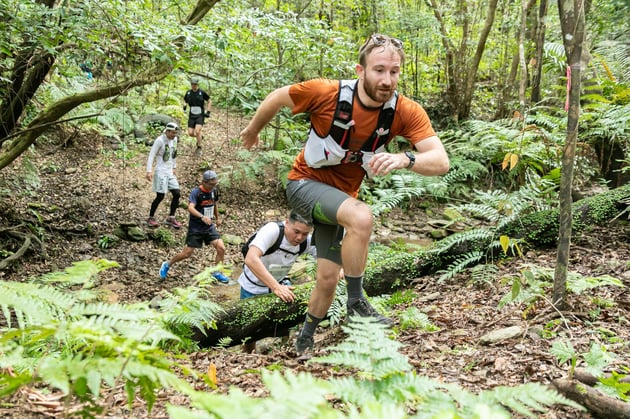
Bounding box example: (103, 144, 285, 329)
(426, 0, 498, 121)
(554, 0, 586, 308)
(518, 0, 538, 115)
(425, 0, 458, 122)
(195, 185, 630, 348)
(460, 0, 499, 119)
(530, 0, 549, 105)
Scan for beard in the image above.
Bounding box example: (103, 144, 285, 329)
(362, 76, 396, 104)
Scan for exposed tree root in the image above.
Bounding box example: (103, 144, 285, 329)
(0, 225, 46, 271)
(552, 377, 630, 418)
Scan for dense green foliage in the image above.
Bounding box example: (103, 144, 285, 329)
(169, 317, 583, 418)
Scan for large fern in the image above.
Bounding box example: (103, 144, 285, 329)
(365, 172, 449, 217)
(169, 316, 583, 418)
(0, 260, 224, 415)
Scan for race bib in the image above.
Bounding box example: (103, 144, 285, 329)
(203, 205, 214, 219)
(191, 106, 202, 115)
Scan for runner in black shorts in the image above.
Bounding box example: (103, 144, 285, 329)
(159, 170, 231, 283)
(183, 77, 211, 154)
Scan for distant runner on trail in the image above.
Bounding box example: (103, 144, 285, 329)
(159, 170, 230, 284)
(183, 77, 212, 155)
(145, 122, 182, 229)
(239, 33, 450, 356)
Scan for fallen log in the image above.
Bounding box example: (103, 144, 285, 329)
(196, 284, 314, 348)
(195, 185, 630, 347)
(552, 378, 630, 418)
(363, 184, 630, 296)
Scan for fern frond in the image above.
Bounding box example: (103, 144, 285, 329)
(469, 263, 500, 287)
(314, 316, 411, 380)
(581, 103, 630, 140)
(437, 250, 485, 282)
(0, 281, 76, 327)
(367, 172, 448, 217)
(36, 259, 120, 288)
(330, 373, 442, 406)
(479, 383, 585, 417)
(430, 228, 495, 253)
(325, 281, 347, 326)
(158, 286, 225, 338)
(398, 307, 440, 332)
(173, 370, 334, 419)
(550, 340, 577, 365)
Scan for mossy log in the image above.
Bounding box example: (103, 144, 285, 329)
(196, 185, 630, 347)
(365, 184, 630, 296)
(196, 283, 314, 348)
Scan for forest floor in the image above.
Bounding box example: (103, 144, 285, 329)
(0, 109, 629, 418)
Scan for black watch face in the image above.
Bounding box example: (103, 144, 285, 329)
(406, 151, 415, 167)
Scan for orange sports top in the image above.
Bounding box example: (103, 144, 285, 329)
(287, 79, 436, 197)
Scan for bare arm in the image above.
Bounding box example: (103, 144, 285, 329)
(244, 246, 295, 303)
(239, 86, 295, 150)
(369, 136, 450, 177)
(409, 136, 450, 175)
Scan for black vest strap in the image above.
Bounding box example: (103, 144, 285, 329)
(327, 80, 398, 152)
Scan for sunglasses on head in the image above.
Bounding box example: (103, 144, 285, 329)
(367, 34, 404, 50)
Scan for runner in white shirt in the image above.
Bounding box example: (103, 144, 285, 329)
(238, 211, 316, 353)
(239, 210, 316, 300)
(145, 122, 182, 228)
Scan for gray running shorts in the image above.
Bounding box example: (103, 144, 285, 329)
(152, 173, 179, 194)
(286, 179, 348, 264)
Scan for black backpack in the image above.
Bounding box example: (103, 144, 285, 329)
(241, 222, 307, 258)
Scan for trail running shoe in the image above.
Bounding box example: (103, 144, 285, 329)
(295, 334, 315, 355)
(147, 217, 159, 228)
(347, 298, 394, 326)
(195, 146, 202, 156)
(212, 271, 230, 284)
(159, 261, 170, 279)
(295, 334, 314, 355)
(164, 217, 182, 229)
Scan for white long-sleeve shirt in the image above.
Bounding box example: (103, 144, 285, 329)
(146, 134, 177, 175)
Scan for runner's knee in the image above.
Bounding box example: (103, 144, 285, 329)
(339, 200, 372, 233)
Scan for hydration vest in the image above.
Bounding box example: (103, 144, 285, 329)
(303, 79, 398, 177)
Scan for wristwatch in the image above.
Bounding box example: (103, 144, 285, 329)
(404, 151, 415, 169)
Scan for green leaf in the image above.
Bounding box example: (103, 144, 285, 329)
(582, 343, 616, 377)
(550, 340, 576, 365)
(598, 372, 630, 401)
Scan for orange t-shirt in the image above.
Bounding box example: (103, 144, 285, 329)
(287, 79, 436, 197)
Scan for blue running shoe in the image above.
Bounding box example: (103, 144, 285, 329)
(159, 261, 170, 279)
(212, 271, 230, 284)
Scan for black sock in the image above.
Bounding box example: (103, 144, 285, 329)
(299, 312, 323, 337)
(345, 274, 364, 303)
